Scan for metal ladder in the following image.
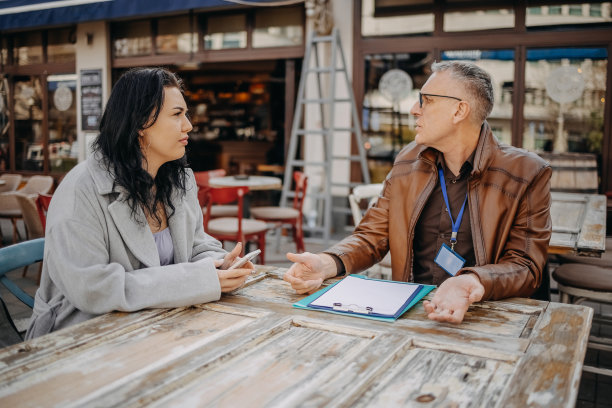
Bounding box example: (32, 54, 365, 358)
(280, 27, 371, 243)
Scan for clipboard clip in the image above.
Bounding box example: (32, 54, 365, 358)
(332, 302, 373, 314)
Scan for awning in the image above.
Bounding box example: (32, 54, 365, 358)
(0, 0, 295, 31)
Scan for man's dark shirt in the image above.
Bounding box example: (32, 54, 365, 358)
(412, 152, 476, 285)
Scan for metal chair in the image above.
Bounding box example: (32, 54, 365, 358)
(203, 186, 268, 264)
(36, 193, 52, 231)
(0, 238, 42, 346)
(552, 237, 612, 377)
(0, 238, 42, 309)
(348, 183, 391, 279)
(250, 171, 307, 254)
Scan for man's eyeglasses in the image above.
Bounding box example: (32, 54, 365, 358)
(418, 92, 462, 108)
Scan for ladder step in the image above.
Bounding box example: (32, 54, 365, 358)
(307, 67, 346, 73)
(296, 129, 330, 135)
(288, 160, 328, 167)
(332, 155, 365, 161)
(296, 128, 357, 135)
(302, 98, 352, 104)
(311, 36, 334, 43)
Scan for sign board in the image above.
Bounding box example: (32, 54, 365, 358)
(80, 69, 103, 131)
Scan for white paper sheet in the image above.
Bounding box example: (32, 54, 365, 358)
(309, 275, 420, 316)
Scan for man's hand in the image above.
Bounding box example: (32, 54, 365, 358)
(423, 273, 485, 324)
(283, 252, 338, 294)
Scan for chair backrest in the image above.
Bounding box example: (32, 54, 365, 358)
(349, 183, 384, 226)
(194, 169, 226, 207)
(203, 186, 248, 241)
(19, 175, 54, 195)
(0, 238, 44, 308)
(36, 194, 53, 231)
(15, 193, 44, 239)
(292, 171, 308, 215)
(0, 174, 22, 194)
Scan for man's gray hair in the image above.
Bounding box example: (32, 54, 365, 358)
(431, 61, 494, 123)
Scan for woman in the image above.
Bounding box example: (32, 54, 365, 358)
(26, 68, 251, 339)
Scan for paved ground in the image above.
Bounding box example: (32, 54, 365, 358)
(1, 221, 611, 406)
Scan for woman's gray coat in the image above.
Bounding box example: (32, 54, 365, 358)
(26, 154, 225, 339)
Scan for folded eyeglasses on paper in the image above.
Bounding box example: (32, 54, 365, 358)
(419, 92, 462, 108)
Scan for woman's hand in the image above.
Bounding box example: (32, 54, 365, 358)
(214, 242, 254, 292)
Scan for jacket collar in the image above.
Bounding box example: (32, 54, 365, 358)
(86, 153, 188, 267)
(418, 121, 497, 178)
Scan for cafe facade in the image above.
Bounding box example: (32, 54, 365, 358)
(0, 0, 611, 197)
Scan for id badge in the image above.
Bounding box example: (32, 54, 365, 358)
(434, 243, 466, 276)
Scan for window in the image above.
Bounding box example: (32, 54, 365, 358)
(14, 77, 43, 171)
(253, 7, 303, 48)
(522, 47, 607, 157)
(13, 32, 43, 65)
(113, 20, 152, 57)
(444, 8, 515, 32)
(47, 74, 77, 173)
(47, 28, 76, 64)
(204, 14, 247, 50)
(157, 16, 196, 54)
(362, 52, 434, 181)
(362, 0, 434, 36)
(527, 3, 612, 27)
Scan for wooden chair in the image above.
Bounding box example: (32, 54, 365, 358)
(194, 169, 238, 218)
(14, 194, 44, 284)
(36, 193, 52, 231)
(250, 171, 307, 254)
(552, 236, 612, 377)
(0, 175, 53, 244)
(203, 186, 268, 264)
(348, 183, 391, 279)
(0, 174, 22, 194)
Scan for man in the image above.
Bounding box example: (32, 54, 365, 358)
(284, 61, 552, 324)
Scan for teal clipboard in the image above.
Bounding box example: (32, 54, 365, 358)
(292, 274, 435, 322)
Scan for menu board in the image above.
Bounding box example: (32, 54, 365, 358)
(80, 69, 103, 131)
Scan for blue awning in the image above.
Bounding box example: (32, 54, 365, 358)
(442, 48, 607, 61)
(0, 0, 291, 31)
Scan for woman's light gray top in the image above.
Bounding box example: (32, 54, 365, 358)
(26, 153, 226, 339)
(154, 228, 174, 266)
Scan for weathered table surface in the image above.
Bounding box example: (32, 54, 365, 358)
(0, 266, 592, 408)
(549, 192, 606, 256)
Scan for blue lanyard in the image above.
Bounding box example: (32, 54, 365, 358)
(438, 168, 468, 251)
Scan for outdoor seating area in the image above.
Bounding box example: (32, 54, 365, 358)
(1, 1, 612, 405)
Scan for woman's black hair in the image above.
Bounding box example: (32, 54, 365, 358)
(93, 67, 188, 225)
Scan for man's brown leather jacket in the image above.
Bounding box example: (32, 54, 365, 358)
(325, 122, 552, 300)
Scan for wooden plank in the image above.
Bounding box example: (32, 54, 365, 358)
(576, 194, 606, 252)
(352, 348, 515, 408)
(132, 318, 394, 407)
(496, 302, 593, 408)
(550, 198, 585, 234)
(0, 306, 264, 407)
(0, 308, 187, 378)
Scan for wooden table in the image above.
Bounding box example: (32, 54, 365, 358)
(0, 266, 592, 407)
(209, 175, 282, 191)
(549, 192, 607, 256)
